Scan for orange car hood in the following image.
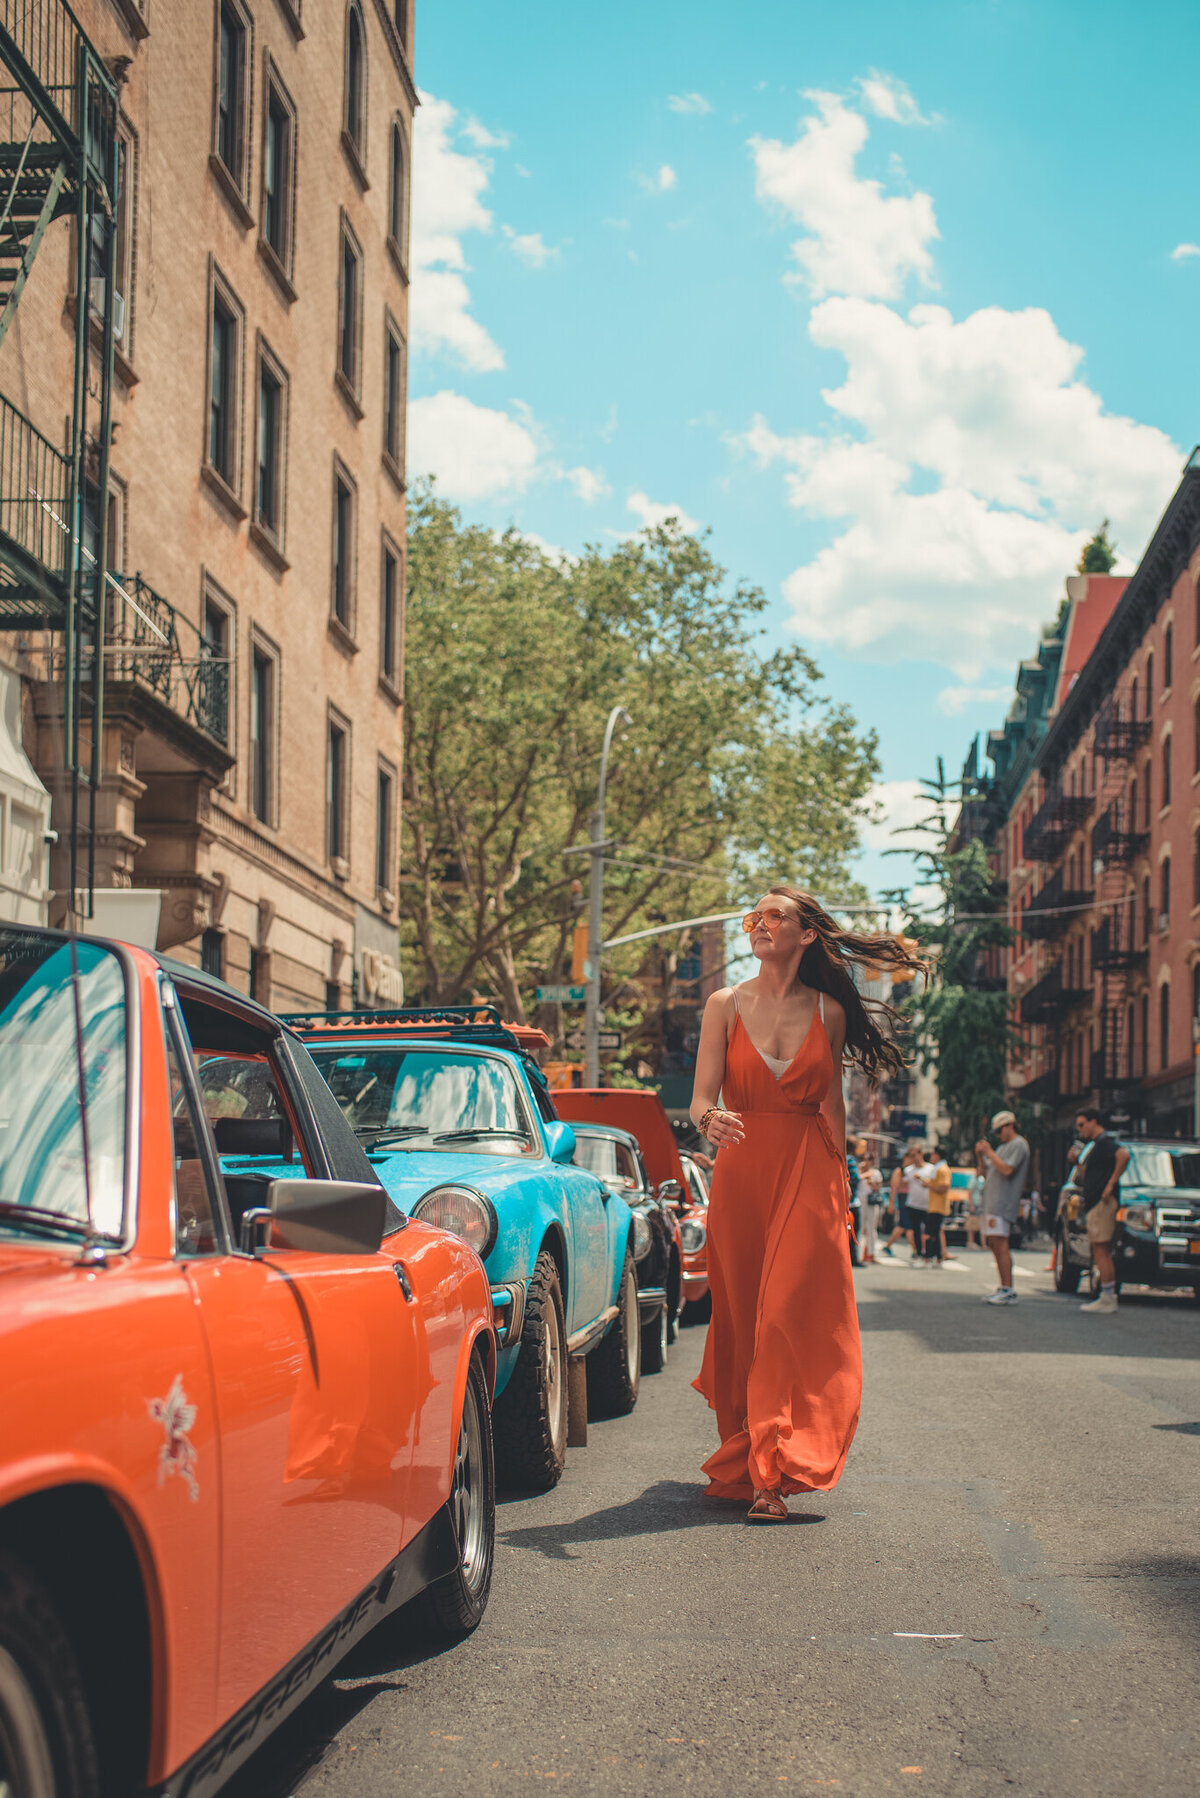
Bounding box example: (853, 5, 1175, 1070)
(554, 1089, 687, 1190)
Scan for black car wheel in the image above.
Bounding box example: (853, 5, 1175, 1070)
(683, 1288, 712, 1325)
(641, 1300, 668, 1374)
(587, 1250, 641, 1418)
(1054, 1230, 1083, 1294)
(422, 1354, 496, 1639)
(0, 1553, 100, 1798)
(493, 1249, 568, 1492)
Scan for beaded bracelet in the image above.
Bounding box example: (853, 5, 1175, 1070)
(698, 1105, 720, 1139)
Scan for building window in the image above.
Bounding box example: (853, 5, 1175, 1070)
(332, 467, 356, 629)
(112, 126, 135, 351)
(249, 946, 271, 1007)
(1142, 873, 1151, 944)
(1196, 579, 1200, 647)
(1131, 676, 1139, 721)
(1143, 760, 1152, 827)
(249, 639, 276, 824)
(254, 342, 288, 544)
(1165, 622, 1174, 691)
(1160, 982, 1170, 1071)
(328, 716, 350, 865)
(1195, 698, 1200, 777)
(1129, 775, 1138, 829)
(376, 760, 395, 893)
(384, 316, 406, 473)
(394, 0, 407, 46)
(1140, 991, 1149, 1078)
(1127, 999, 1135, 1079)
(1162, 735, 1172, 810)
(1161, 855, 1171, 929)
(389, 120, 408, 258)
(206, 276, 243, 492)
(216, 0, 250, 192)
(380, 536, 400, 686)
(1147, 651, 1155, 705)
(337, 216, 363, 399)
(344, 5, 366, 157)
(261, 67, 296, 275)
(202, 593, 232, 747)
(201, 929, 224, 978)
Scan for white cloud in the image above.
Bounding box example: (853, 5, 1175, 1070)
(565, 465, 609, 503)
(501, 226, 558, 268)
(860, 779, 936, 851)
(640, 163, 678, 193)
(737, 298, 1181, 676)
(461, 116, 510, 149)
(627, 490, 699, 533)
(409, 391, 540, 500)
(411, 94, 504, 371)
(668, 92, 712, 115)
(854, 70, 935, 127)
(751, 91, 938, 299)
(1170, 242, 1200, 261)
(936, 684, 1014, 718)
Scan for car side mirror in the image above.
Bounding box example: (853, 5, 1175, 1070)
(544, 1120, 577, 1165)
(251, 1178, 388, 1255)
(657, 1179, 683, 1206)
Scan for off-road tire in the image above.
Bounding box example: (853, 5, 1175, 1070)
(0, 1552, 100, 1798)
(421, 1354, 496, 1640)
(683, 1289, 712, 1325)
(641, 1299, 668, 1374)
(493, 1250, 568, 1493)
(1054, 1231, 1083, 1294)
(587, 1251, 641, 1419)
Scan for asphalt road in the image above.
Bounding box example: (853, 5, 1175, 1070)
(226, 1245, 1200, 1797)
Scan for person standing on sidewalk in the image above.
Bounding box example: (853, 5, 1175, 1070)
(857, 1150, 883, 1263)
(975, 1110, 1030, 1305)
(906, 1146, 932, 1265)
(1074, 1108, 1130, 1315)
(920, 1146, 952, 1266)
(882, 1145, 919, 1258)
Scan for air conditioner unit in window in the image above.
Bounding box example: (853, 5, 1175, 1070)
(1159, 911, 1170, 933)
(88, 277, 124, 341)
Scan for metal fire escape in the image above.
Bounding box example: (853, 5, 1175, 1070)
(0, 0, 118, 913)
(1089, 697, 1151, 1110)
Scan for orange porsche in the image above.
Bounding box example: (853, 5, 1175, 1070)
(0, 925, 496, 1798)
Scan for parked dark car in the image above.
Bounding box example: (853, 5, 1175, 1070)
(1055, 1137, 1200, 1298)
(569, 1121, 681, 1373)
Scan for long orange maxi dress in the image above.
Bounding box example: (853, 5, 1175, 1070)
(693, 990, 862, 1499)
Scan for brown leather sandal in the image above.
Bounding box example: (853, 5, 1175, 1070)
(747, 1488, 788, 1522)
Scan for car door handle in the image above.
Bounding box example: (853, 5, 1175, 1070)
(393, 1262, 414, 1302)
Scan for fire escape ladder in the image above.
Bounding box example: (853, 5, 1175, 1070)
(0, 128, 69, 345)
(1091, 738, 1142, 1095)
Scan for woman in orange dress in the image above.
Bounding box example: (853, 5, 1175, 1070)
(691, 886, 921, 1521)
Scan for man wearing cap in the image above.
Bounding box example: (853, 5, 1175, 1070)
(975, 1110, 1030, 1305)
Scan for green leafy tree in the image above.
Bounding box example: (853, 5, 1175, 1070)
(1077, 520, 1117, 574)
(401, 484, 880, 1025)
(892, 763, 1015, 1150)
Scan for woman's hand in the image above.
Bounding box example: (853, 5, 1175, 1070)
(705, 1108, 745, 1148)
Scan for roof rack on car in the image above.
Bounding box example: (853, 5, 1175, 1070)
(282, 1004, 551, 1055)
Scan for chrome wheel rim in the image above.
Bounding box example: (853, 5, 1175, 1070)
(450, 1379, 488, 1595)
(0, 1645, 55, 1798)
(623, 1267, 640, 1387)
(545, 1292, 567, 1456)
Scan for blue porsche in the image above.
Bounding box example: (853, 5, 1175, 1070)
(285, 1007, 641, 1492)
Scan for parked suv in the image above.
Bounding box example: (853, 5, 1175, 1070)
(1055, 1137, 1200, 1298)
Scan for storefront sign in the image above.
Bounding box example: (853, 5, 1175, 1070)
(360, 947, 404, 1006)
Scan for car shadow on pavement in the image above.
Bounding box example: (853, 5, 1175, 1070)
(498, 1478, 826, 1561)
(218, 1609, 462, 1798)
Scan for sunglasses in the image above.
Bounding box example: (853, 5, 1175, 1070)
(742, 907, 793, 934)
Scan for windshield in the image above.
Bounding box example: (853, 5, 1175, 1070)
(573, 1133, 618, 1181)
(0, 931, 127, 1237)
(307, 1045, 533, 1153)
(1125, 1145, 1200, 1189)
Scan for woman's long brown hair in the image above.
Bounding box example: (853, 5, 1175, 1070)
(765, 885, 926, 1084)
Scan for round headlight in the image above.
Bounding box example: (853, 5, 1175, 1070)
(680, 1217, 707, 1255)
(630, 1210, 653, 1261)
(412, 1185, 497, 1257)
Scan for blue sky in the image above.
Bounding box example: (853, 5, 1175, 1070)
(407, 0, 1200, 902)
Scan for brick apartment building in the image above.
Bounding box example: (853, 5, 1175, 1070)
(963, 452, 1200, 1176)
(0, 0, 414, 1011)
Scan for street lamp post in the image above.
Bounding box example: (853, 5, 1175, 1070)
(585, 705, 631, 1088)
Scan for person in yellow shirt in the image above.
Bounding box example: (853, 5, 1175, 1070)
(918, 1146, 953, 1267)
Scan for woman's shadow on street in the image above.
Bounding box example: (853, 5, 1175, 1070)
(499, 1478, 825, 1561)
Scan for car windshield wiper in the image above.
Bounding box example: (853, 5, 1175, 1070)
(359, 1125, 435, 1145)
(0, 1201, 89, 1240)
(431, 1127, 532, 1145)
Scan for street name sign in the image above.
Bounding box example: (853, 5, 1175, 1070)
(536, 984, 586, 1004)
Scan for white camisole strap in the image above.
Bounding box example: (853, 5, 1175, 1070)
(818, 991, 825, 1023)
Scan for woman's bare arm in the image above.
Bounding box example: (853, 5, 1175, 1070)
(689, 989, 745, 1146)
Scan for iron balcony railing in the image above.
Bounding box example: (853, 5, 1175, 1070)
(1090, 913, 1147, 972)
(1091, 802, 1148, 867)
(104, 572, 229, 746)
(0, 0, 116, 173)
(1023, 783, 1092, 861)
(0, 391, 68, 614)
(1022, 865, 1093, 940)
(1019, 959, 1091, 1025)
(1094, 697, 1151, 762)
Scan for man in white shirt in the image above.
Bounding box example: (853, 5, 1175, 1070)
(906, 1148, 932, 1266)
